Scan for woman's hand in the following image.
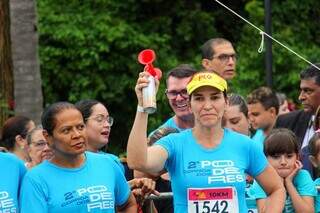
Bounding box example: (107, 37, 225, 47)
(129, 178, 160, 206)
(129, 177, 159, 197)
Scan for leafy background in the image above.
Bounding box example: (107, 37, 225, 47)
(37, 0, 320, 154)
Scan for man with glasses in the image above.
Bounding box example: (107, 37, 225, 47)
(154, 64, 197, 132)
(201, 38, 237, 80)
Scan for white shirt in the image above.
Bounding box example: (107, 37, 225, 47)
(301, 115, 315, 149)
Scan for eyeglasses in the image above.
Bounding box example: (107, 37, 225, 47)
(31, 140, 49, 150)
(0, 147, 8, 153)
(212, 53, 237, 63)
(165, 89, 189, 99)
(87, 115, 114, 126)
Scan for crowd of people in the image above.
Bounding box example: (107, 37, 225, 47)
(1, 37, 320, 212)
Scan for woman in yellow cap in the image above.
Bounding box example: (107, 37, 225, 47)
(127, 71, 286, 213)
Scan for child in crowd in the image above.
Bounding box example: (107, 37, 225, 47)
(308, 131, 320, 212)
(247, 87, 279, 144)
(251, 128, 316, 212)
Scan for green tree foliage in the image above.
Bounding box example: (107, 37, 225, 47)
(234, 0, 320, 101)
(37, 0, 320, 153)
(37, 0, 246, 153)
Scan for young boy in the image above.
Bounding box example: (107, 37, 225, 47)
(247, 87, 279, 146)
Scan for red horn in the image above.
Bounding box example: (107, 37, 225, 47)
(138, 49, 155, 65)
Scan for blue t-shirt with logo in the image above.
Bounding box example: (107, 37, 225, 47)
(0, 153, 27, 213)
(251, 169, 316, 212)
(155, 128, 268, 213)
(19, 152, 130, 213)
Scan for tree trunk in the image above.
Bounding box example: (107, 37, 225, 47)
(10, 0, 43, 124)
(0, 0, 14, 128)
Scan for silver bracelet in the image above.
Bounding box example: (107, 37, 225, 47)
(137, 105, 145, 113)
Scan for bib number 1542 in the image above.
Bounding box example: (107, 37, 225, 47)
(187, 187, 239, 213)
(192, 200, 228, 213)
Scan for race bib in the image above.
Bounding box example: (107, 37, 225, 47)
(188, 187, 239, 213)
(247, 209, 257, 213)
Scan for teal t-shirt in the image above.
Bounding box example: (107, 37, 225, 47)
(19, 152, 130, 213)
(156, 128, 268, 213)
(251, 169, 316, 212)
(245, 184, 257, 212)
(251, 129, 265, 151)
(156, 117, 185, 132)
(148, 116, 186, 137)
(98, 151, 125, 173)
(0, 153, 27, 213)
(314, 178, 320, 212)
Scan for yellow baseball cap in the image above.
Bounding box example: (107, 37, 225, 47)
(187, 72, 227, 95)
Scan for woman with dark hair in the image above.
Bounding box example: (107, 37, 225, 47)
(223, 93, 250, 136)
(223, 93, 259, 210)
(19, 102, 136, 212)
(75, 100, 112, 153)
(128, 71, 286, 212)
(76, 99, 128, 177)
(76, 99, 158, 210)
(0, 115, 35, 162)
